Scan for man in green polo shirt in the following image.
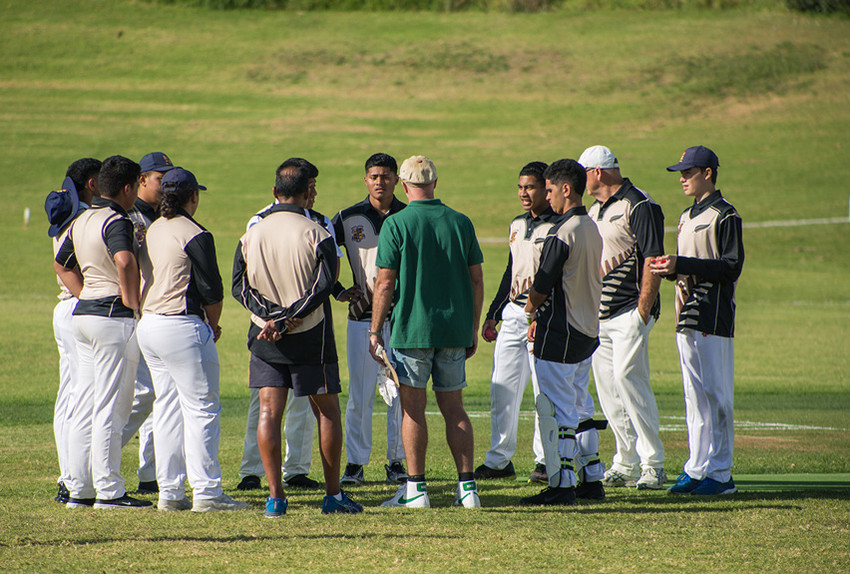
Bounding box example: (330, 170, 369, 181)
(369, 155, 484, 509)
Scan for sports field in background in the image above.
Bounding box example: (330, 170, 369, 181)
(1, 1, 848, 572)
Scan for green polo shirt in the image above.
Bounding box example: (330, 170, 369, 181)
(376, 198, 483, 349)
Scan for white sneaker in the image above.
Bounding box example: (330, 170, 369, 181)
(158, 496, 192, 511)
(381, 481, 430, 508)
(454, 480, 481, 508)
(636, 468, 667, 490)
(192, 493, 249, 512)
(602, 469, 638, 488)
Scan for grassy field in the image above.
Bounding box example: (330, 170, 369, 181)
(1, 1, 849, 572)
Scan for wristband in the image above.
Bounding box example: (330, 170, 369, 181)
(368, 330, 382, 337)
(525, 311, 536, 325)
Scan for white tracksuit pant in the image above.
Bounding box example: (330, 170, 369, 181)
(137, 314, 224, 501)
(532, 357, 597, 487)
(592, 307, 664, 476)
(52, 297, 78, 486)
(122, 358, 157, 483)
(676, 329, 734, 483)
(344, 320, 404, 465)
(67, 315, 138, 500)
(484, 302, 543, 469)
(240, 389, 314, 480)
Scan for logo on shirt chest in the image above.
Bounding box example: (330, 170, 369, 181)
(509, 230, 517, 244)
(351, 225, 366, 242)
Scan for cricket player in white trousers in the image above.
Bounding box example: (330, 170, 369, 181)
(476, 161, 553, 482)
(520, 159, 603, 507)
(45, 159, 101, 504)
(650, 146, 744, 496)
(54, 155, 151, 509)
(580, 145, 667, 491)
(137, 168, 247, 512)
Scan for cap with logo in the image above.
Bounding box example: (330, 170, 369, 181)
(399, 155, 437, 185)
(578, 145, 619, 170)
(667, 146, 719, 172)
(162, 167, 207, 193)
(45, 176, 81, 238)
(139, 152, 177, 174)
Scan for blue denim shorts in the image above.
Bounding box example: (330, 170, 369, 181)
(391, 347, 467, 392)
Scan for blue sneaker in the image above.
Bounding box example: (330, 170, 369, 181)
(668, 473, 702, 494)
(264, 497, 288, 518)
(322, 490, 363, 514)
(691, 477, 737, 496)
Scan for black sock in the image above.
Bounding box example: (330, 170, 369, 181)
(458, 472, 474, 482)
(408, 474, 426, 483)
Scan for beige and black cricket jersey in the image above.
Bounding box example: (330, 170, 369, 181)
(331, 196, 406, 321)
(673, 190, 744, 337)
(486, 207, 558, 322)
(140, 210, 223, 319)
(588, 179, 665, 321)
(232, 203, 339, 365)
(531, 206, 603, 364)
(55, 197, 136, 318)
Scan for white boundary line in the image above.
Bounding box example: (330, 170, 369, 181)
(427, 411, 846, 431)
(477, 216, 848, 244)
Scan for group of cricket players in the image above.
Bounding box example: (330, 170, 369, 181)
(44, 143, 743, 515)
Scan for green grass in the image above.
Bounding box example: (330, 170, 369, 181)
(1, 1, 849, 572)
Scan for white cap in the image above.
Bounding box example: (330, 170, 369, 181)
(578, 145, 619, 169)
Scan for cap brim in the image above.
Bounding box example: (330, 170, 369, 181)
(666, 162, 692, 172)
(198, 184, 207, 191)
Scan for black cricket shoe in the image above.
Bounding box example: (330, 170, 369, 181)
(519, 486, 577, 506)
(66, 497, 96, 508)
(137, 480, 159, 494)
(55, 481, 70, 504)
(93, 494, 154, 509)
(284, 474, 321, 489)
(575, 480, 606, 500)
(474, 461, 516, 480)
(528, 463, 548, 484)
(237, 475, 262, 491)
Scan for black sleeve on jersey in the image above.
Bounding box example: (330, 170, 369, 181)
(485, 251, 513, 322)
(532, 236, 570, 297)
(331, 212, 345, 247)
(630, 200, 665, 258)
(103, 218, 135, 258)
(55, 234, 77, 269)
(185, 231, 224, 305)
(676, 212, 744, 284)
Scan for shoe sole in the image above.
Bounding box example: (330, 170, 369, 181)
(93, 503, 152, 509)
(692, 487, 737, 496)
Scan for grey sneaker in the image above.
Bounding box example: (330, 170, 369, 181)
(636, 468, 668, 490)
(385, 461, 409, 484)
(192, 493, 249, 512)
(341, 463, 365, 486)
(601, 469, 638, 488)
(158, 496, 192, 511)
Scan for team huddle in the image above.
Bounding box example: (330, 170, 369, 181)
(44, 145, 743, 514)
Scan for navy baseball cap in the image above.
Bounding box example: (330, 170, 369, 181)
(45, 176, 81, 238)
(139, 152, 177, 173)
(667, 146, 719, 172)
(162, 167, 207, 193)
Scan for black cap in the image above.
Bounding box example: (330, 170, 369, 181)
(667, 146, 719, 172)
(139, 152, 177, 173)
(162, 167, 207, 193)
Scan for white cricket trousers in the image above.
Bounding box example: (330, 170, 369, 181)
(68, 315, 139, 500)
(592, 307, 664, 475)
(676, 329, 734, 483)
(52, 297, 78, 485)
(484, 302, 543, 469)
(137, 314, 224, 501)
(122, 358, 157, 483)
(532, 357, 595, 487)
(240, 389, 314, 480)
(345, 320, 404, 465)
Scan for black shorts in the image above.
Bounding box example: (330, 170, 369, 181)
(248, 354, 341, 397)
